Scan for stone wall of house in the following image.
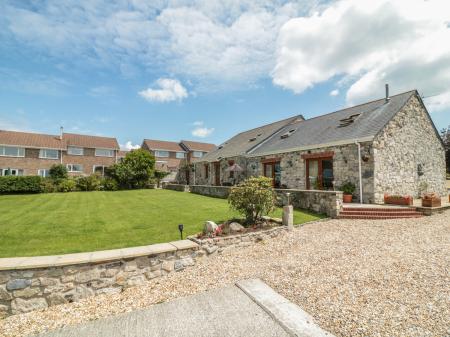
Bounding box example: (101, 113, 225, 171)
(246, 142, 375, 203)
(0, 242, 198, 317)
(274, 189, 343, 217)
(373, 95, 447, 203)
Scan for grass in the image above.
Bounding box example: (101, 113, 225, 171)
(0, 189, 324, 258)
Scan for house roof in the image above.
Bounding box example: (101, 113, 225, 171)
(249, 90, 416, 156)
(0, 130, 120, 150)
(143, 139, 185, 152)
(200, 115, 304, 162)
(0, 130, 62, 149)
(180, 140, 216, 152)
(63, 133, 119, 150)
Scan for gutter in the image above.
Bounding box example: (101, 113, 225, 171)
(246, 136, 374, 158)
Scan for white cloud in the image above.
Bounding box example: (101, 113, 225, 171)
(0, 1, 322, 89)
(273, 0, 450, 110)
(191, 121, 215, 138)
(121, 141, 140, 151)
(329, 89, 339, 97)
(139, 78, 188, 102)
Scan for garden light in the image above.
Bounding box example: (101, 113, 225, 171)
(178, 224, 184, 240)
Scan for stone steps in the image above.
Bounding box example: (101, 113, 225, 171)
(338, 207, 423, 219)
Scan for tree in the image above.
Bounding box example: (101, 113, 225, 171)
(441, 126, 450, 174)
(107, 149, 155, 189)
(49, 164, 68, 180)
(154, 170, 170, 186)
(228, 176, 276, 225)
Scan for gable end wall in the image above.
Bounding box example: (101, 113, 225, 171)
(373, 95, 446, 203)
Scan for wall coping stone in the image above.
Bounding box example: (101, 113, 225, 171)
(0, 240, 198, 271)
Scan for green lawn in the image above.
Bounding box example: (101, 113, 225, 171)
(0, 189, 324, 258)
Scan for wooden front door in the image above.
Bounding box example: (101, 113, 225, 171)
(305, 157, 333, 190)
(263, 161, 281, 188)
(214, 162, 220, 186)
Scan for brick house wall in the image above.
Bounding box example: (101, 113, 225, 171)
(62, 148, 117, 176)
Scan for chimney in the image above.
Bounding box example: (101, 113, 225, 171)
(385, 83, 390, 102)
(60, 126, 63, 140)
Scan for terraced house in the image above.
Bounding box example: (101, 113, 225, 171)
(0, 128, 120, 177)
(142, 139, 215, 182)
(192, 89, 447, 204)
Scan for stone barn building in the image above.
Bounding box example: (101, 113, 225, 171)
(191, 90, 446, 204)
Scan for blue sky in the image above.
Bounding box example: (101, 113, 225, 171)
(1, 0, 449, 149)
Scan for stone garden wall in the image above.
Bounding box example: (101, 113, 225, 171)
(0, 241, 198, 317)
(164, 184, 341, 217)
(165, 184, 190, 192)
(190, 185, 231, 198)
(274, 189, 343, 218)
(189, 226, 288, 256)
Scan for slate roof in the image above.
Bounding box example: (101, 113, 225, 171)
(143, 139, 186, 152)
(0, 130, 120, 150)
(180, 140, 216, 152)
(200, 115, 304, 162)
(249, 90, 416, 156)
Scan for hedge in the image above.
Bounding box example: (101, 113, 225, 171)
(0, 176, 43, 194)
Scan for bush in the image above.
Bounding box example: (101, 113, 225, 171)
(40, 178, 56, 193)
(76, 175, 101, 191)
(340, 181, 356, 195)
(49, 164, 68, 180)
(107, 149, 155, 189)
(57, 179, 76, 192)
(101, 177, 119, 191)
(228, 176, 276, 225)
(0, 176, 42, 194)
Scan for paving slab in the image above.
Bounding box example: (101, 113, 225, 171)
(36, 284, 291, 337)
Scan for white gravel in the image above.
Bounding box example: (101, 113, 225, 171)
(1, 211, 449, 337)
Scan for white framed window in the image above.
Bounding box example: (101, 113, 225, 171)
(38, 169, 50, 178)
(66, 164, 83, 172)
(95, 148, 114, 157)
(155, 150, 169, 158)
(93, 165, 106, 176)
(0, 168, 24, 176)
(0, 146, 25, 157)
(193, 151, 205, 158)
(67, 146, 84, 156)
(39, 149, 59, 159)
(176, 152, 186, 159)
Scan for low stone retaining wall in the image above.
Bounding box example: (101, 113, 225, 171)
(190, 185, 231, 198)
(0, 240, 198, 317)
(165, 184, 342, 217)
(190, 226, 288, 256)
(275, 189, 343, 218)
(165, 184, 190, 192)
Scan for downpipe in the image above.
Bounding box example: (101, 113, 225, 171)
(355, 141, 363, 204)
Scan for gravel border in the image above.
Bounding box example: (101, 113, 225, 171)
(1, 211, 449, 337)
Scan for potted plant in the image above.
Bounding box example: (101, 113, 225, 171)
(421, 193, 441, 207)
(384, 194, 413, 206)
(340, 181, 355, 203)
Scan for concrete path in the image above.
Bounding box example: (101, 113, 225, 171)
(37, 280, 334, 337)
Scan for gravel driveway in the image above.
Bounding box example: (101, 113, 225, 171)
(1, 211, 449, 337)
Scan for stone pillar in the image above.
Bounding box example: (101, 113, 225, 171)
(282, 205, 293, 231)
